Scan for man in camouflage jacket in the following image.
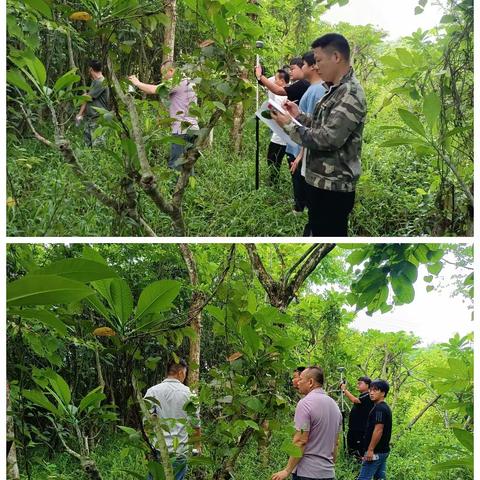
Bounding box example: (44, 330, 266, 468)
(272, 33, 366, 236)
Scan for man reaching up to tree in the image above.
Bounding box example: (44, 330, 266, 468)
(128, 62, 199, 170)
(272, 367, 342, 480)
(341, 376, 373, 459)
(272, 33, 367, 236)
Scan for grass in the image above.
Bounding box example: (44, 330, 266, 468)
(7, 113, 455, 237)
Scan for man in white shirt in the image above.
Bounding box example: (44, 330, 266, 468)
(144, 359, 201, 480)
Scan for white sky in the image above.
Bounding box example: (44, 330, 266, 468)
(351, 262, 473, 347)
(321, 0, 445, 40)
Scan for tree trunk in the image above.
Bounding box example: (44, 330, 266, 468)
(230, 102, 244, 154)
(178, 244, 205, 390)
(162, 0, 177, 67)
(7, 384, 20, 480)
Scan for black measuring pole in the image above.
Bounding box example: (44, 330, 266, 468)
(255, 115, 260, 189)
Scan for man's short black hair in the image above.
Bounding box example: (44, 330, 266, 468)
(289, 56, 304, 68)
(294, 366, 306, 374)
(277, 69, 290, 84)
(311, 33, 350, 61)
(370, 379, 390, 397)
(306, 366, 324, 386)
(89, 60, 103, 72)
(358, 376, 372, 386)
(302, 51, 316, 67)
(167, 358, 188, 375)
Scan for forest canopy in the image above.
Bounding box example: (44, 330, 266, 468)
(6, 243, 474, 479)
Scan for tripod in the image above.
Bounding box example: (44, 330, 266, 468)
(337, 367, 348, 453)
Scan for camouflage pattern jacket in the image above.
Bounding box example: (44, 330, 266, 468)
(283, 68, 366, 192)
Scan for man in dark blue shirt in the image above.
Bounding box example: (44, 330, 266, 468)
(357, 379, 392, 480)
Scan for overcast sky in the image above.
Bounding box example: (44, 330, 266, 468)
(321, 0, 445, 40)
(351, 261, 473, 347)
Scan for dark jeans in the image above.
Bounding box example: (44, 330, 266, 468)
(146, 452, 187, 480)
(169, 134, 196, 170)
(292, 474, 334, 480)
(357, 452, 389, 480)
(305, 183, 355, 236)
(267, 141, 286, 184)
(286, 154, 307, 212)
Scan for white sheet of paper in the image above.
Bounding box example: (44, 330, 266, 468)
(255, 101, 303, 148)
(255, 101, 301, 148)
(266, 98, 302, 126)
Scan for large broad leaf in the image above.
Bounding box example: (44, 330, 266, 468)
(9, 308, 67, 336)
(33, 258, 119, 282)
(398, 108, 426, 137)
(23, 389, 59, 415)
(423, 92, 441, 130)
(431, 456, 473, 471)
(53, 69, 80, 92)
(78, 386, 106, 414)
(7, 69, 34, 95)
(390, 271, 415, 304)
(135, 280, 181, 321)
(46, 371, 72, 406)
(109, 278, 133, 325)
(23, 53, 46, 87)
(452, 428, 473, 452)
(7, 275, 94, 306)
(25, 0, 52, 19)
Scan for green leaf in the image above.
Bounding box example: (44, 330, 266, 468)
(47, 372, 71, 406)
(390, 271, 415, 304)
(53, 69, 80, 92)
(396, 48, 414, 66)
(241, 325, 262, 353)
(109, 278, 133, 325)
(431, 456, 473, 471)
(7, 69, 34, 95)
(24, 54, 47, 87)
(381, 137, 424, 147)
(78, 386, 106, 414)
(452, 428, 473, 452)
(10, 308, 67, 336)
(242, 397, 265, 412)
(23, 389, 59, 415)
(398, 108, 426, 137)
(440, 14, 456, 23)
(213, 13, 229, 39)
(33, 258, 119, 282)
(25, 0, 52, 19)
(427, 262, 443, 275)
(135, 280, 181, 320)
(7, 275, 94, 306)
(414, 6, 423, 14)
(423, 92, 441, 130)
(280, 438, 303, 457)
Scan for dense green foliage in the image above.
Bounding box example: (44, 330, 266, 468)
(6, 0, 473, 236)
(7, 243, 473, 479)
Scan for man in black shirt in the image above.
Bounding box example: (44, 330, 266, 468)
(256, 57, 310, 212)
(358, 379, 392, 480)
(341, 376, 373, 458)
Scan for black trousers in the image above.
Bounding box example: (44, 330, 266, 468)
(347, 429, 365, 458)
(266, 141, 286, 183)
(305, 183, 355, 236)
(286, 153, 307, 212)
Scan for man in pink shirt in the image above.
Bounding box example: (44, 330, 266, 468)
(128, 62, 199, 169)
(272, 367, 342, 480)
